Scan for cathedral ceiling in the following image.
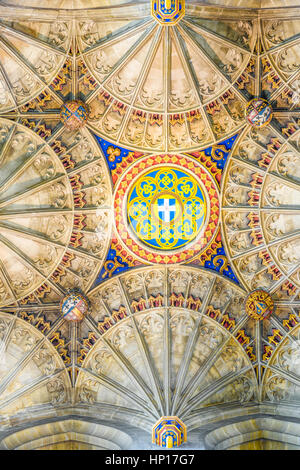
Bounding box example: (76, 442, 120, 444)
(0, 0, 299, 450)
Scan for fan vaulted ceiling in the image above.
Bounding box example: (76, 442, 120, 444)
(0, 0, 299, 451)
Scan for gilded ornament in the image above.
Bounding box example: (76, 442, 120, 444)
(245, 289, 274, 320)
(245, 98, 273, 128)
(152, 416, 187, 448)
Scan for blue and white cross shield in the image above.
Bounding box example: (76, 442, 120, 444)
(156, 197, 177, 223)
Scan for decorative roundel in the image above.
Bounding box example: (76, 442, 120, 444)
(60, 290, 89, 322)
(152, 416, 187, 448)
(245, 98, 273, 128)
(151, 0, 185, 25)
(127, 167, 206, 251)
(114, 154, 219, 264)
(60, 100, 89, 131)
(245, 289, 274, 321)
